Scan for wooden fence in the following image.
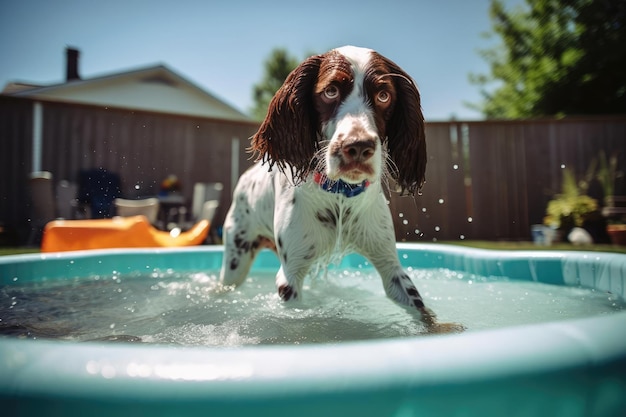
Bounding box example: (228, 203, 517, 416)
(391, 117, 626, 242)
(0, 96, 259, 243)
(1, 95, 625, 244)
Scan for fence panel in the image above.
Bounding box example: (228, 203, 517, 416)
(1, 98, 258, 241)
(0, 97, 33, 243)
(465, 122, 530, 239)
(1, 95, 625, 244)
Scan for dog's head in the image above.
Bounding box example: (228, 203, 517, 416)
(251, 45, 426, 195)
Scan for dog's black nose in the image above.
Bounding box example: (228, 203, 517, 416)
(342, 139, 376, 162)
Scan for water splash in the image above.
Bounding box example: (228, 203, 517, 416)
(1, 269, 623, 346)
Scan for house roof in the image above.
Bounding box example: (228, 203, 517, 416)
(1, 82, 45, 95)
(3, 64, 253, 122)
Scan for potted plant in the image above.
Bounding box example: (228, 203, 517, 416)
(543, 168, 598, 241)
(606, 221, 626, 245)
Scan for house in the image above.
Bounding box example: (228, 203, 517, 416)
(3, 48, 252, 122)
(0, 48, 259, 243)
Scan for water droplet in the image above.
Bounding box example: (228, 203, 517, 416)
(398, 213, 404, 218)
(453, 164, 459, 170)
(438, 198, 444, 204)
(460, 234, 465, 240)
(403, 219, 408, 225)
(434, 226, 441, 232)
(421, 207, 427, 213)
(560, 164, 566, 169)
(467, 217, 473, 223)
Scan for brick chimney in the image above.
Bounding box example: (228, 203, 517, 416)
(66, 47, 80, 81)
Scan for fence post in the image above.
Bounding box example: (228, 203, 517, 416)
(31, 101, 43, 173)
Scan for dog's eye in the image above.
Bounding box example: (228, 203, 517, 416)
(377, 90, 391, 103)
(323, 85, 340, 101)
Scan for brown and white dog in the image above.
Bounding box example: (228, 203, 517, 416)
(219, 46, 436, 324)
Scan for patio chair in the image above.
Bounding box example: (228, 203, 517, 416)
(198, 200, 219, 223)
(56, 180, 79, 220)
(114, 198, 160, 225)
(191, 182, 223, 221)
(190, 182, 223, 242)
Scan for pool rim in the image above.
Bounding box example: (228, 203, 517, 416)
(1, 243, 625, 402)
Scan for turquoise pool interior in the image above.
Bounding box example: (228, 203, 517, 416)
(1, 243, 625, 417)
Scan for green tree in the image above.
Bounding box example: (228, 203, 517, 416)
(470, 0, 626, 118)
(251, 48, 300, 121)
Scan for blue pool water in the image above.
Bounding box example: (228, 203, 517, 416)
(1, 244, 625, 416)
(1, 268, 623, 345)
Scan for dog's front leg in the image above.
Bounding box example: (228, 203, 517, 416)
(355, 207, 436, 323)
(373, 256, 435, 323)
(273, 231, 320, 301)
(272, 189, 325, 302)
(384, 267, 437, 325)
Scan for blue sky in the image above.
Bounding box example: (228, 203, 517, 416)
(0, 0, 522, 121)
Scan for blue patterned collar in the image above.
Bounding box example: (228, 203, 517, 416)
(313, 172, 370, 198)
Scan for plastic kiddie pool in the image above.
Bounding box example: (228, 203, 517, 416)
(1, 243, 625, 417)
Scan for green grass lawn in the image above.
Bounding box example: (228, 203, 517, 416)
(438, 240, 626, 254)
(1, 241, 625, 256)
(0, 247, 40, 256)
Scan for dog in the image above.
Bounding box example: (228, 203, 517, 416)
(219, 45, 438, 326)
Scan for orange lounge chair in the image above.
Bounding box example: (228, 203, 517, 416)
(41, 215, 210, 252)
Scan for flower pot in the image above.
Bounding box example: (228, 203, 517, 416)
(607, 224, 626, 246)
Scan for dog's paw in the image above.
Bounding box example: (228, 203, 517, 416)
(418, 306, 437, 325)
(278, 284, 298, 301)
(425, 321, 466, 334)
(419, 307, 465, 334)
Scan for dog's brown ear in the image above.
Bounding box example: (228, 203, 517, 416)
(250, 55, 324, 182)
(378, 55, 427, 196)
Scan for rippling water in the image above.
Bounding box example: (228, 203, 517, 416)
(0, 268, 623, 346)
